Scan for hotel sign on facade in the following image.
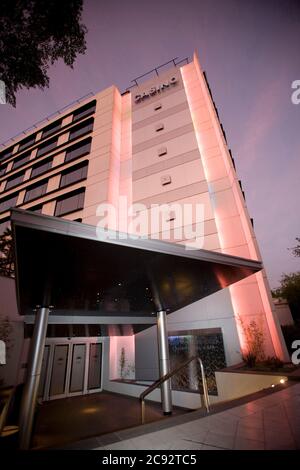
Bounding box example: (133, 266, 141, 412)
(134, 76, 178, 103)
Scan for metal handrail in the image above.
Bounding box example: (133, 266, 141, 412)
(139, 355, 210, 424)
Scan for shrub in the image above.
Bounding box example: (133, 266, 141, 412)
(238, 315, 265, 364)
(241, 352, 257, 368)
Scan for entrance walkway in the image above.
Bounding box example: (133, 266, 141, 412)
(92, 384, 300, 450)
(32, 391, 189, 449)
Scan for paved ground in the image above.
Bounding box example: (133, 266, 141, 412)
(32, 391, 188, 449)
(94, 384, 300, 450)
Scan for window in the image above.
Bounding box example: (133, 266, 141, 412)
(24, 179, 48, 203)
(0, 164, 7, 177)
(65, 138, 91, 163)
(157, 147, 167, 157)
(55, 188, 85, 216)
(0, 146, 14, 162)
(36, 137, 58, 157)
(0, 192, 19, 213)
(42, 119, 62, 139)
(60, 162, 88, 189)
(155, 123, 164, 132)
(12, 151, 31, 170)
(28, 204, 43, 213)
(5, 171, 25, 190)
(18, 134, 36, 152)
(161, 175, 172, 186)
(69, 119, 94, 141)
(31, 157, 52, 178)
(73, 100, 96, 123)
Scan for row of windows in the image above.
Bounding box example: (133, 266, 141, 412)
(0, 160, 88, 214)
(0, 187, 86, 228)
(0, 100, 96, 164)
(1, 138, 91, 192)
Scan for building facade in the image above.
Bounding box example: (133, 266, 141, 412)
(0, 52, 288, 405)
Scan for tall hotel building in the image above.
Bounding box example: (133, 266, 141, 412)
(0, 52, 288, 409)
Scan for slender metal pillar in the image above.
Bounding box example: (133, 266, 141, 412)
(157, 310, 172, 414)
(19, 306, 50, 449)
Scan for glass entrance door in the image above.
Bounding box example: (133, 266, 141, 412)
(41, 338, 103, 401)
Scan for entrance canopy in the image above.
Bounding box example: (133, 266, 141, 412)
(11, 209, 262, 326)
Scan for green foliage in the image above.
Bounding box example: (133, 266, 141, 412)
(289, 237, 300, 258)
(0, 227, 14, 278)
(272, 272, 300, 320)
(0, 0, 87, 106)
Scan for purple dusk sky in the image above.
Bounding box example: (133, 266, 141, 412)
(0, 0, 299, 288)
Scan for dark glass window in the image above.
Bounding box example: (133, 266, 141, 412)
(0, 192, 18, 213)
(47, 324, 71, 338)
(0, 146, 14, 162)
(42, 119, 62, 139)
(31, 157, 52, 178)
(12, 151, 31, 170)
(24, 179, 48, 203)
(18, 134, 36, 152)
(36, 137, 58, 157)
(55, 188, 85, 216)
(60, 161, 88, 188)
(28, 204, 43, 213)
(73, 100, 96, 123)
(88, 324, 101, 336)
(69, 119, 93, 141)
(0, 163, 7, 177)
(65, 138, 91, 163)
(5, 171, 25, 190)
(72, 325, 86, 337)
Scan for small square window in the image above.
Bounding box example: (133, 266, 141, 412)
(154, 103, 162, 111)
(157, 147, 167, 157)
(155, 123, 164, 132)
(161, 175, 172, 186)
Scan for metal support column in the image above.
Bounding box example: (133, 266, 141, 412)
(19, 306, 50, 449)
(156, 310, 172, 414)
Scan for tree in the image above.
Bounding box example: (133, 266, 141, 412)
(0, 0, 87, 106)
(289, 237, 300, 258)
(273, 272, 300, 321)
(0, 227, 14, 278)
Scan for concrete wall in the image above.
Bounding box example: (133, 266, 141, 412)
(273, 299, 294, 326)
(215, 370, 288, 402)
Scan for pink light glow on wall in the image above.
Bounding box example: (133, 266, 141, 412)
(181, 52, 288, 360)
